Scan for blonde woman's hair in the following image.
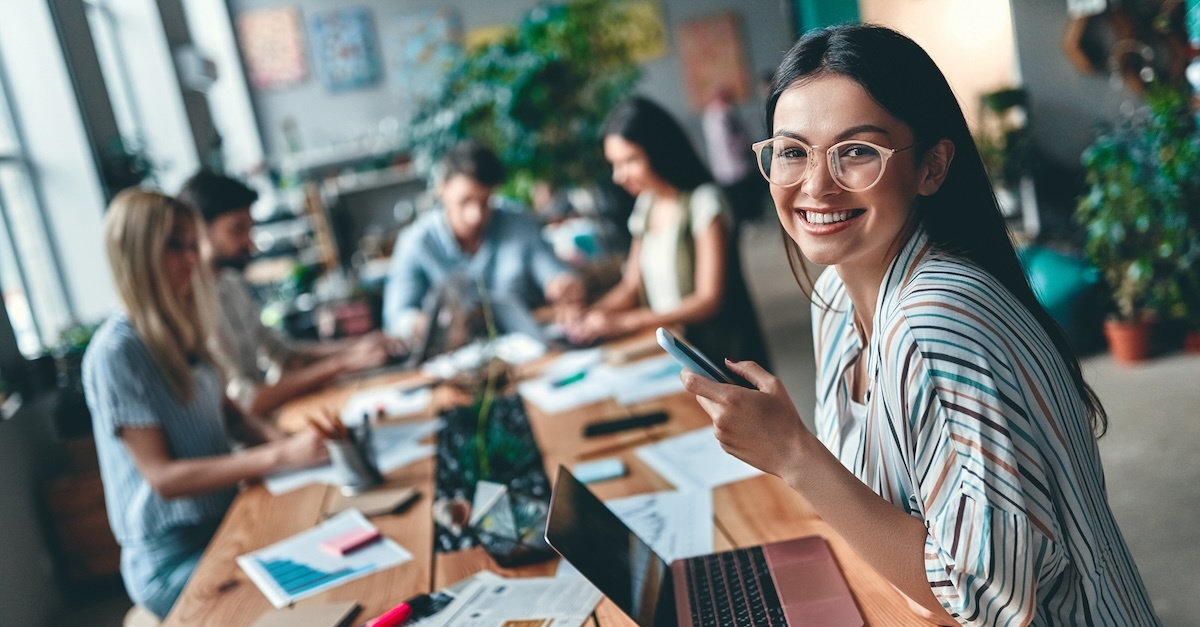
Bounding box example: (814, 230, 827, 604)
(104, 189, 221, 402)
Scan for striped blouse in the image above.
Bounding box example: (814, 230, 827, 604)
(812, 231, 1160, 626)
(83, 313, 236, 547)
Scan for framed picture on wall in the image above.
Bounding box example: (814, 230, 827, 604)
(236, 6, 308, 91)
(379, 8, 462, 108)
(309, 7, 383, 93)
(676, 12, 751, 109)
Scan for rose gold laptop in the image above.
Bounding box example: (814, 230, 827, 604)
(545, 467, 863, 626)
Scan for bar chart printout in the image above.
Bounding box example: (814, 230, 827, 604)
(237, 509, 412, 607)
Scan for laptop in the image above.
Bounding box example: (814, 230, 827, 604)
(545, 467, 863, 627)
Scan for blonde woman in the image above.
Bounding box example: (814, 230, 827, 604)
(82, 190, 330, 619)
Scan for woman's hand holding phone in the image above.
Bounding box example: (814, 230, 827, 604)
(677, 347, 815, 482)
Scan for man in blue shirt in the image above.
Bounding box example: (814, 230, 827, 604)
(383, 141, 584, 339)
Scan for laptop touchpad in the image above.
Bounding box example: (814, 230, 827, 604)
(771, 560, 846, 603)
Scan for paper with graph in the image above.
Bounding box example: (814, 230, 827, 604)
(237, 510, 412, 607)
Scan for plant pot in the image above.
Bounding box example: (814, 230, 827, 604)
(1184, 330, 1200, 354)
(1103, 319, 1153, 363)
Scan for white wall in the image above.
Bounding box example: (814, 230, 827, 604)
(859, 0, 1019, 130)
(0, 0, 115, 327)
(227, 0, 796, 162)
(181, 0, 266, 175)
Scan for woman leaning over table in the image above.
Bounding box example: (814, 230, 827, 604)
(567, 96, 770, 368)
(684, 24, 1160, 626)
(82, 189, 332, 619)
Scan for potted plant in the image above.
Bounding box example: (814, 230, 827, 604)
(406, 0, 640, 206)
(1076, 84, 1200, 362)
(976, 87, 1036, 232)
(48, 321, 101, 438)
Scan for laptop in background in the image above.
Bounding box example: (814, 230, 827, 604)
(545, 467, 863, 627)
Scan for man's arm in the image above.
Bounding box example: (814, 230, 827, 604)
(382, 225, 432, 337)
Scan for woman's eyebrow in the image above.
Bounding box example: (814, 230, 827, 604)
(774, 124, 892, 143)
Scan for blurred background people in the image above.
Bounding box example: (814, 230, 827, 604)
(566, 96, 770, 367)
(382, 141, 584, 342)
(702, 87, 769, 228)
(178, 171, 395, 417)
(82, 189, 332, 619)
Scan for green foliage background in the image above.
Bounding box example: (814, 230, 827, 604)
(1076, 85, 1200, 322)
(407, 0, 641, 203)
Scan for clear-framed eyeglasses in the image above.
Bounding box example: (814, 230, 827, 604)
(750, 136, 917, 192)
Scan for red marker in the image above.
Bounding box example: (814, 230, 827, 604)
(363, 600, 412, 627)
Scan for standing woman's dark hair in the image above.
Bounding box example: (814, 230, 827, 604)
(764, 24, 1106, 434)
(603, 96, 713, 192)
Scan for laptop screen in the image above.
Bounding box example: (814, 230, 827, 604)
(545, 466, 676, 627)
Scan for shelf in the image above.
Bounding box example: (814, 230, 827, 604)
(322, 164, 420, 197)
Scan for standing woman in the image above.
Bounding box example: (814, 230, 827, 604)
(83, 190, 330, 619)
(685, 25, 1159, 626)
(568, 96, 770, 368)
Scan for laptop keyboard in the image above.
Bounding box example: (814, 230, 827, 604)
(684, 546, 788, 626)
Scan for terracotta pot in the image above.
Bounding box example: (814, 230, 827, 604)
(1185, 330, 1200, 354)
(1103, 319, 1153, 363)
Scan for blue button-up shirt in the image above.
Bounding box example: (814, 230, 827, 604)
(382, 205, 571, 336)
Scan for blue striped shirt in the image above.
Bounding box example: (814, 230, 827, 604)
(82, 314, 235, 548)
(812, 231, 1160, 626)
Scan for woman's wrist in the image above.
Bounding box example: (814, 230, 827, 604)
(779, 429, 828, 493)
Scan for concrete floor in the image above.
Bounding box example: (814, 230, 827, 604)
(62, 222, 1200, 626)
(739, 221, 1200, 626)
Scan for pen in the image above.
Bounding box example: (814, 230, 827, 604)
(551, 370, 587, 388)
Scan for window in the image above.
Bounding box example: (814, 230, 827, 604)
(0, 58, 72, 357)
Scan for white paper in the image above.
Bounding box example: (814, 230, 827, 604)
(420, 333, 547, 379)
(518, 353, 685, 414)
(608, 354, 685, 405)
(607, 490, 713, 561)
(236, 510, 412, 608)
(517, 367, 614, 413)
(636, 428, 762, 490)
(339, 386, 432, 423)
(423, 576, 602, 627)
(264, 420, 440, 495)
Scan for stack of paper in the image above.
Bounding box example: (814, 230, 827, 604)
(237, 510, 412, 608)
(518, 353, 686, 413)
(606, 489, 714, 561)
(636, 428, 762, 490)
(339, 386, 432, 424)
(414, 574, 602, 627)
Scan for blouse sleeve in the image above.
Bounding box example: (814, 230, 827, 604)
(83, 337, 163, 436)
(626, 193, 653, 237)
(688, 184, 733, 236)
(883, 315, 1067, 626)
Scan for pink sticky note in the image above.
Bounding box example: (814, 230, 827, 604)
(319, 528, 382, 556)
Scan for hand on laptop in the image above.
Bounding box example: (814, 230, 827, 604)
(681, 358, 813, 480)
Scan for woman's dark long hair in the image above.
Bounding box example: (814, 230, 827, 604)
(603, 96, 713, 192)
(766, 24, 1107, 434)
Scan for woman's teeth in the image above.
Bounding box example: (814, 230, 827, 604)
(805, 210, 857, 225)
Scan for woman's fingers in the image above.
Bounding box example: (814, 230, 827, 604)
(725, 359, 778, 392)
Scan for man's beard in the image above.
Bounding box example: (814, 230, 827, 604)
(213, 253, 253, 272)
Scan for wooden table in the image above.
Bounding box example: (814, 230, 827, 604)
(164, 341, 929, 626)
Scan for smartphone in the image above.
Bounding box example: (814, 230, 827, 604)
(656, 327, 754, 388)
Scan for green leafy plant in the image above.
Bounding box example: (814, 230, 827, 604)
(407, 0, 641, 203)
(975, 87, 1034, 187)
(1075, 84, 1200, 322)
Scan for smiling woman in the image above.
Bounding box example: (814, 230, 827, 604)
(682, 24, 1162, 627)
